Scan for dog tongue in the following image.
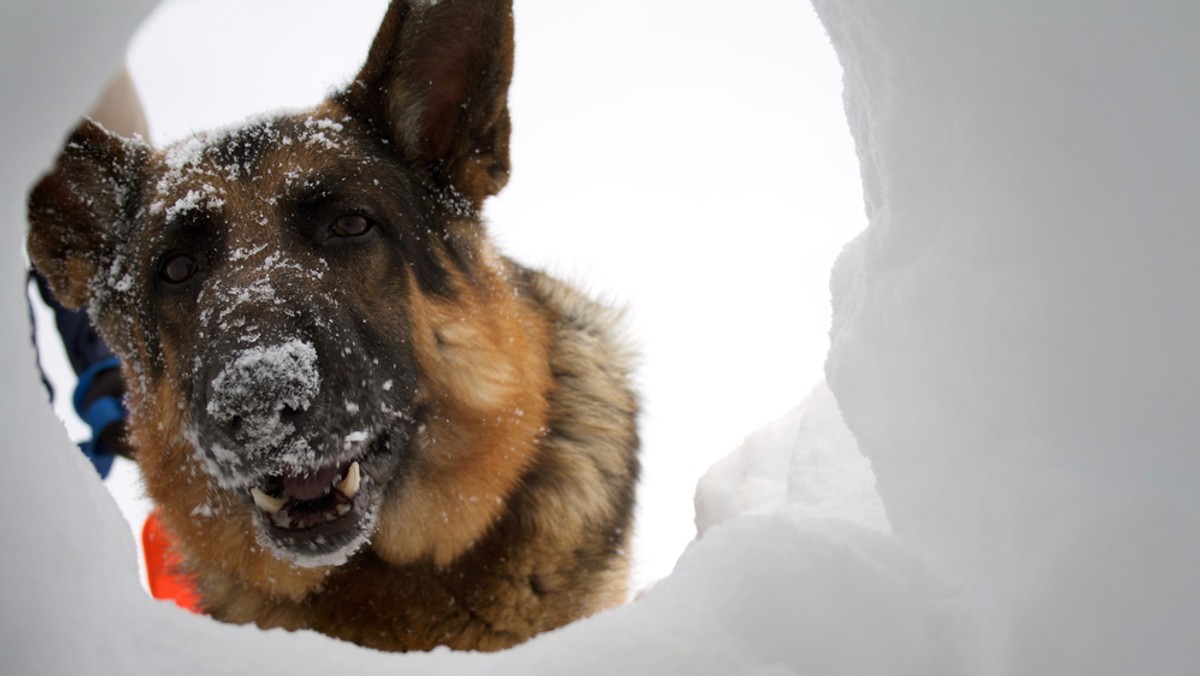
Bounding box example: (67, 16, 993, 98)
(282, 464, 343, 501)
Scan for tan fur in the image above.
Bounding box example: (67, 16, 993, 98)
(193, 269, 638, 651)
(372, 250, 553, 568)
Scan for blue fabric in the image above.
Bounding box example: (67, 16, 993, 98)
(80, 395, 124, 443)
(80, 438, 116, 478)
(73, 358, 126, 479)
(72, 357, 123, 417)
(29, 271, 126, 479)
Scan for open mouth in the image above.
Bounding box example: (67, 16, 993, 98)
(245, 439, 392, 567)
(251, 460, 363, 531)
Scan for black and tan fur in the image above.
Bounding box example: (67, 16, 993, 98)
(27, 0, 638, 652)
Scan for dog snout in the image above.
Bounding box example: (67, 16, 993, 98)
(205, 339, 322, 447)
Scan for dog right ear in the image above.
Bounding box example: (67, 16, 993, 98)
(338, 0, 515, 210)
(27, 119, 148, 309)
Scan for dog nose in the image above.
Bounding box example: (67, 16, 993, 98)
(206, 339, 321, 446)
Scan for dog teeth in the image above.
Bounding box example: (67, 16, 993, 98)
(251, 488, 287, 514)
(336, 461, 361, 498)
(251, 462, 359, 524)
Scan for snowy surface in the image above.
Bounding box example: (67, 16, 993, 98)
(4, 0, 1199, 674)
(695, 381, 888, 536)
(815, 0, 1200, 672)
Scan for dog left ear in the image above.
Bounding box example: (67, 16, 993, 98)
(339, 0, 515, 209)
(27, 119, 149, 309)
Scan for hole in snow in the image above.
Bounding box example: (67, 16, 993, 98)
(31, 0, 868, 627)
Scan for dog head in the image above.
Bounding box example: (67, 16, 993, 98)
(29, 0, 552, 595)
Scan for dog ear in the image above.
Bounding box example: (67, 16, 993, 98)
(339, 0, 515, 208)
(27, 119, 148, 309)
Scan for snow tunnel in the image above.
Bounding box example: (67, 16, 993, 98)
(2, 1, 1198, 674)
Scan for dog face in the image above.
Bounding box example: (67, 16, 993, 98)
(123, 112, 433, 567)
(28, 0, 554, 592)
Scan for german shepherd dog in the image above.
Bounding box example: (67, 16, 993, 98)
(27, 0, 639, 652)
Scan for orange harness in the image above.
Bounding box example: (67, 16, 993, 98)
(141, 511, 203, 614)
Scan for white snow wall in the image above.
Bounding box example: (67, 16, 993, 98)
(0, 0, 158, 669)
(814, 0, 1200, 673)
(4, 1, 1199, 674)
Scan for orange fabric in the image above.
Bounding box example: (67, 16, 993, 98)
(142, 511, 203, 614)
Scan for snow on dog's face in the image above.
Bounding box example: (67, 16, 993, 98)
(135, 113, 431, 568)
(28, 0, 549, 598)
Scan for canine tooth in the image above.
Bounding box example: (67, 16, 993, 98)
(251, 488, 287, 514)
(336, 461, 361, 498)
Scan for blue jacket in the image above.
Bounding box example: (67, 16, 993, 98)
(30, 271, 125, 478)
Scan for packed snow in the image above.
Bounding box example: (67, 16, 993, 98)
(694, 381, 889, 537)
(199, 338, 322, 485)
(206, 340, 321, 425)
(814, 0, 1200, 671)
(3, 0, 1198, 674)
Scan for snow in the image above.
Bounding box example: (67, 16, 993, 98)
(161, 186, 225, 220)
(200, 338, 321, 484)
(206, 339, 320, 426)
(694, 381, 889, 537)
(814, 0, 1200, 671)
(3, 0, 1199, 674)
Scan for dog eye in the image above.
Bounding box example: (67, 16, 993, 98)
(331, 214, 372, 238)
(161, 253, 198, 284)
